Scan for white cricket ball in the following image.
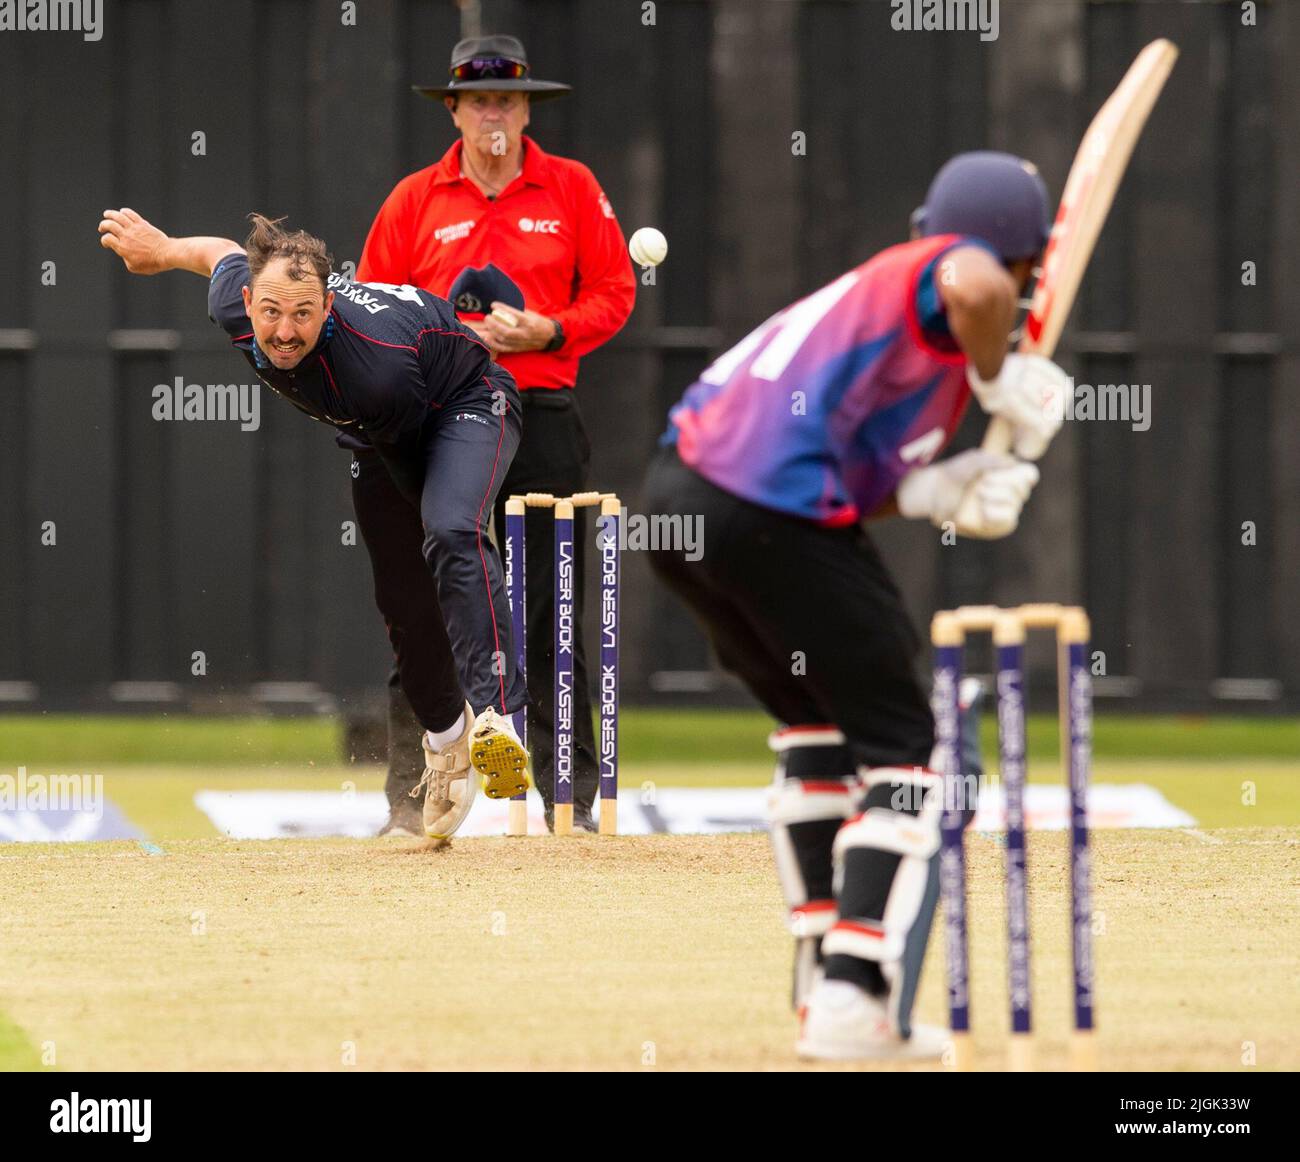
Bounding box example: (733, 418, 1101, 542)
(628, 227, 668, 268)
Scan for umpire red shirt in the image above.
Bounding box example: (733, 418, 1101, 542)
(357, 135, 635, 390)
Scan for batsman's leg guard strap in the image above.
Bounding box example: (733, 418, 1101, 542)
(859, 763, 944, 793)
(767, 778, 860, 825)
(768, 724, 847, 753)
(789, 899, 837, 938)
(833, 807, 941, 863)
(823, 918, 899, 962)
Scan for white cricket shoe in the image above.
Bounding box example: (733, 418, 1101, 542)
(411, 702, 479, 842)
(796, 979, 947, 1062)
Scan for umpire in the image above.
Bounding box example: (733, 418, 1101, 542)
(357, 35, 635, 833)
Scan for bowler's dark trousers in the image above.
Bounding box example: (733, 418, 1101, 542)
(347, 391, 526, 813)
(351, 390, 601, 818)
(349, 449, 460, 813)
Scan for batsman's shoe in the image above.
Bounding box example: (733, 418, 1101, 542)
(469, 707, 532, 799)
(796, 980, 947, 1062)
(411, 702, 478, 841)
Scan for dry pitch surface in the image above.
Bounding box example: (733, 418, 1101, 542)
(1, 826, 1297, 1071)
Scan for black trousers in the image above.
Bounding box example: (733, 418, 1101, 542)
(350, 448, 469, 810)
(349, 393, 525, 810)
(371, 394, 525, 719)
(352, 390, 600, 813)
(642, 446, 934, 767)
(490, 390, 600, 813)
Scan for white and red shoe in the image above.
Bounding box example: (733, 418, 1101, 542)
(796, 980, 947, 1062)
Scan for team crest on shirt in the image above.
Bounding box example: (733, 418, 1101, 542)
(518, 217, 561, 234)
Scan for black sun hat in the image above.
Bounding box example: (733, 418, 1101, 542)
(413, 34, 571, 102)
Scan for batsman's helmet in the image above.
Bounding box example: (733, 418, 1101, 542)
(911, 151, 1050, 263)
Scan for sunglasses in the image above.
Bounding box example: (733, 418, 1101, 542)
(451, 57, 529, 82)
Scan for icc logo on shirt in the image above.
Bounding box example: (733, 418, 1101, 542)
(519, 217, 561, 234)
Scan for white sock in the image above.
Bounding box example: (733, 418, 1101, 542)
(425, 706, 470, 751)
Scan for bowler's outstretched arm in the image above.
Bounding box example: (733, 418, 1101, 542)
(98, 207, 242, 277)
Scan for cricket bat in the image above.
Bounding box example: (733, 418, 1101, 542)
(959, 38, 1178, 509)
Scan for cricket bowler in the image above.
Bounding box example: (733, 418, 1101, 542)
(98, 208, 530, 843)
(643, 152, 1070, 1060)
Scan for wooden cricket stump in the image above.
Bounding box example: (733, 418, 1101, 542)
(933, 603, 1096, 1072)
(502, 491, 622, 838)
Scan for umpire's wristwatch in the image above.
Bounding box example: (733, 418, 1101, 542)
(543, 318, 565, 353)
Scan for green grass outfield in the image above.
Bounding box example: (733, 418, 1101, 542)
(4, 708, 1299, 765)
(1, 710, 1296, 838)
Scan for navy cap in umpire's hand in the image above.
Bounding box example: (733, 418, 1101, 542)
(449, 263, 525, 316)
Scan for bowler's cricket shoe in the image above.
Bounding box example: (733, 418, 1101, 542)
(796, 980, 947, 1062)
(411, 701, 479, 842)
(469, 707, 532, 800)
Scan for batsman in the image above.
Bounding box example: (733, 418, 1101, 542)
(98, 209, 531, 844)
(645, 152, 1070, 1060)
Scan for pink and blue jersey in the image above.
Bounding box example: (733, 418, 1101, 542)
(666, 235, 984, 525)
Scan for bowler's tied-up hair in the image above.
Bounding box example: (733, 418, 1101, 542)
(244, 213, 333, 291)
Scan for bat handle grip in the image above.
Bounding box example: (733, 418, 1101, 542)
(951, 416, 1015, 530)
(979, 416, 1015, 457)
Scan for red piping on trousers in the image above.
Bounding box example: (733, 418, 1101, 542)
(475, 390, 510, 711)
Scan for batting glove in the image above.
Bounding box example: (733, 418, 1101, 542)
(897, 449, 1040, 540)
(966, 353, 1069, 461)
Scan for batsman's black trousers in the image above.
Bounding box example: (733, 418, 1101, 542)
(643, 445, 934, 767)
(490, 389, 600, 815)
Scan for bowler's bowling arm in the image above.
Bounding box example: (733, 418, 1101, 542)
(153, 235, 244, 277)
(99, 207, 242, 277)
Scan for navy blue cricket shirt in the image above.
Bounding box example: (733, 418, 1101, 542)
(208, 252, 517, 450)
